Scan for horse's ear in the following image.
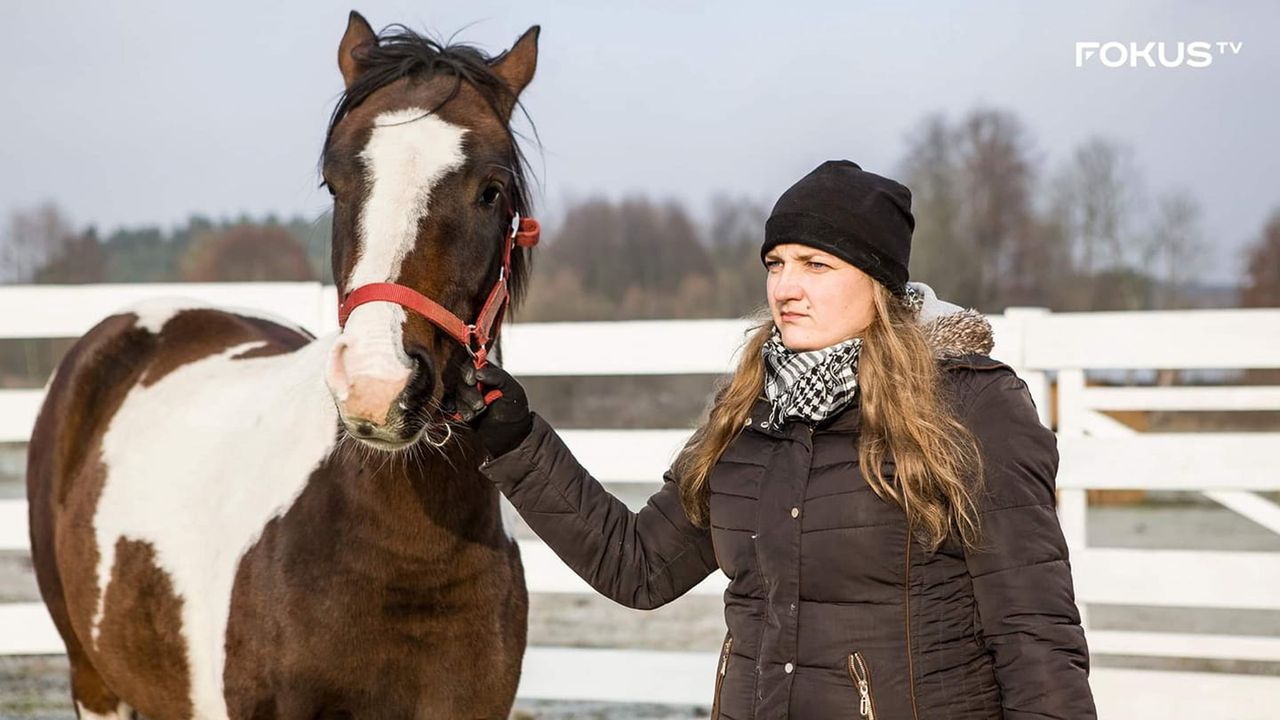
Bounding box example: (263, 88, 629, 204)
(338, 11, 378, 89)
(490, 26, 540, 113)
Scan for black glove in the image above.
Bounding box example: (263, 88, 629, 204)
(453, 363, 534, 459)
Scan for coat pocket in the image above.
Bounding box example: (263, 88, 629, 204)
(847, 651, 878, 720)
(710, 632, 734, 720)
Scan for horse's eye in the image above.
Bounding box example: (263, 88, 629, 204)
(321, 180, 336, 198)
(481, 184, 502, 207)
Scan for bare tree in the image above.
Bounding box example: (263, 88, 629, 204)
(1048, 137, 1147, 309)
(898, 114, 964, 302)
(706, 195, 767, 248)
(545, 198, 627, 301)
(179, 224, 315, 282)
(1, 202, 76, 283)
(1142, 190, 1207, 309)
(899, 108, 1041, 311)
(1242, 208, 1280, 308)
(34, 227, 106, 284)
(706, 195, 770, 317)
(1052, 141, 1143, 268)
(954, 108, 1041, 310)
(548, 196, 711, 307)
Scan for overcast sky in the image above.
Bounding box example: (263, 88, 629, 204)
(5, 1, 1277, 283)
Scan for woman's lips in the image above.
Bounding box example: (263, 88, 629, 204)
(781, 312, 806, 322)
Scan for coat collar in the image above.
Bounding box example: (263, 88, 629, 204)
(913, 281, 995, 360)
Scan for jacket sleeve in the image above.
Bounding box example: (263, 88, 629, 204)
(960, 369, 1097, 720)
(478, 412, 719, 610)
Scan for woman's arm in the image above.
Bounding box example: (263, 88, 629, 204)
(960, 369, 1097, 720)
(479, 412, 719, 610)
(454, 359, 717, 610)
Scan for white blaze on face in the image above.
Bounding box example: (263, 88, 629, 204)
(326, 109, 469, 418)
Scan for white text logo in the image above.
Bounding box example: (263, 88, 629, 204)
(1075, 41, 1242, 68)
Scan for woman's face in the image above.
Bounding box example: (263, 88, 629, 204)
(765, 243, 876, 351)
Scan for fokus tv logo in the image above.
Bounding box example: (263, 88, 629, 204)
(1075, 41, 1243, 68)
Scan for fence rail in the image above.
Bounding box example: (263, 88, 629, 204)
(2, 282, 1279, 718)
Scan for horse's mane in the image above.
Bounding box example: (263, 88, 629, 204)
(322, 25, 536, 308)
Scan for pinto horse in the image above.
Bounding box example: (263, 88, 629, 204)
(26, 12, 539, 719)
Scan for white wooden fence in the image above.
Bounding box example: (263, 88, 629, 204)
(1, 283, 1279, 717)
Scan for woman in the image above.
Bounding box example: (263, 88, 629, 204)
(453, 160, 1096, 719)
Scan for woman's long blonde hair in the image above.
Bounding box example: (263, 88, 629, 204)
(672, 282, 986, 553)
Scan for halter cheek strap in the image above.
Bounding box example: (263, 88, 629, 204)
(336, 213, 540, 417)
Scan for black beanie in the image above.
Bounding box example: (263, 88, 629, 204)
(761, 160, 914, 294)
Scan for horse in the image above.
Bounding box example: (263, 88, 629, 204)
(26, 12, 539, 719)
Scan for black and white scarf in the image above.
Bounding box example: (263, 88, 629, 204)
(762, 326, 862, 428)
(762, 284, 924, 428)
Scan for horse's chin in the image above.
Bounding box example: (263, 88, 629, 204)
(342, 416, 456, 452)
(354, 434, 420, 452)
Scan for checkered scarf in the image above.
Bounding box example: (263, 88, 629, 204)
(762, 325, 863, 428)
(761, 285, 924, 428)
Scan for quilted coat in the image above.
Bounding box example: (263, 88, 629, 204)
(479, 306, 1096, 719)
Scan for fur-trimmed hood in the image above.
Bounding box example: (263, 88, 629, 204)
(911, 281, 995, 359)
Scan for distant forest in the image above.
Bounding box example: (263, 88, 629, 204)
(4, 107, 1279, 319)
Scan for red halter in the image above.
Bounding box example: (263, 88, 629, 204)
(336, 213, 540, 415)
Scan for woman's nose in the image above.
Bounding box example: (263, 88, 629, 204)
(771, 268, 804, 301)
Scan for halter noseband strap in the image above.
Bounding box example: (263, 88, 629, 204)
(336, 213, 541, 372)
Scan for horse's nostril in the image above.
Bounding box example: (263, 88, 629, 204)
(404, 346, 436, 400)
(407, 346, 431, 370)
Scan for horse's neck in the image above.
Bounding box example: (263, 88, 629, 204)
(282, 334, 511, 562)
(328, 434, 510, 559)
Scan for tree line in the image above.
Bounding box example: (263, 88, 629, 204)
(1, 208, 334, 287)
(4, 105, 1278, 319)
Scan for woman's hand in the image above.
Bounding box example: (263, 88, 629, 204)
(453, 363, 534, 459)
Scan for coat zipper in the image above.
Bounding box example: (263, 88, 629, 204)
(847, 651, 877, 720)
(710, 634, 733, 719)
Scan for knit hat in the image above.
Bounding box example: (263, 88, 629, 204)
(761, 160, 915, 295)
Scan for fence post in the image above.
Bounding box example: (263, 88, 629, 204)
(1000, 307, 1051, 428)
(1055, 366, 1091, 631)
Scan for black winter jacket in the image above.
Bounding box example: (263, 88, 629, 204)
(480, 308, 1096, 719)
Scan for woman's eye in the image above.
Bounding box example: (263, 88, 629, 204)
(808, 261, 829, 269)
(481, 184, 503, 206)
(765, 260, 780, 269)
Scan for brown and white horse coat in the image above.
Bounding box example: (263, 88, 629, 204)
(28, 13, 536, 720)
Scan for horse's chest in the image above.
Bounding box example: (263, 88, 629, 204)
(89, 339, 340, 718)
